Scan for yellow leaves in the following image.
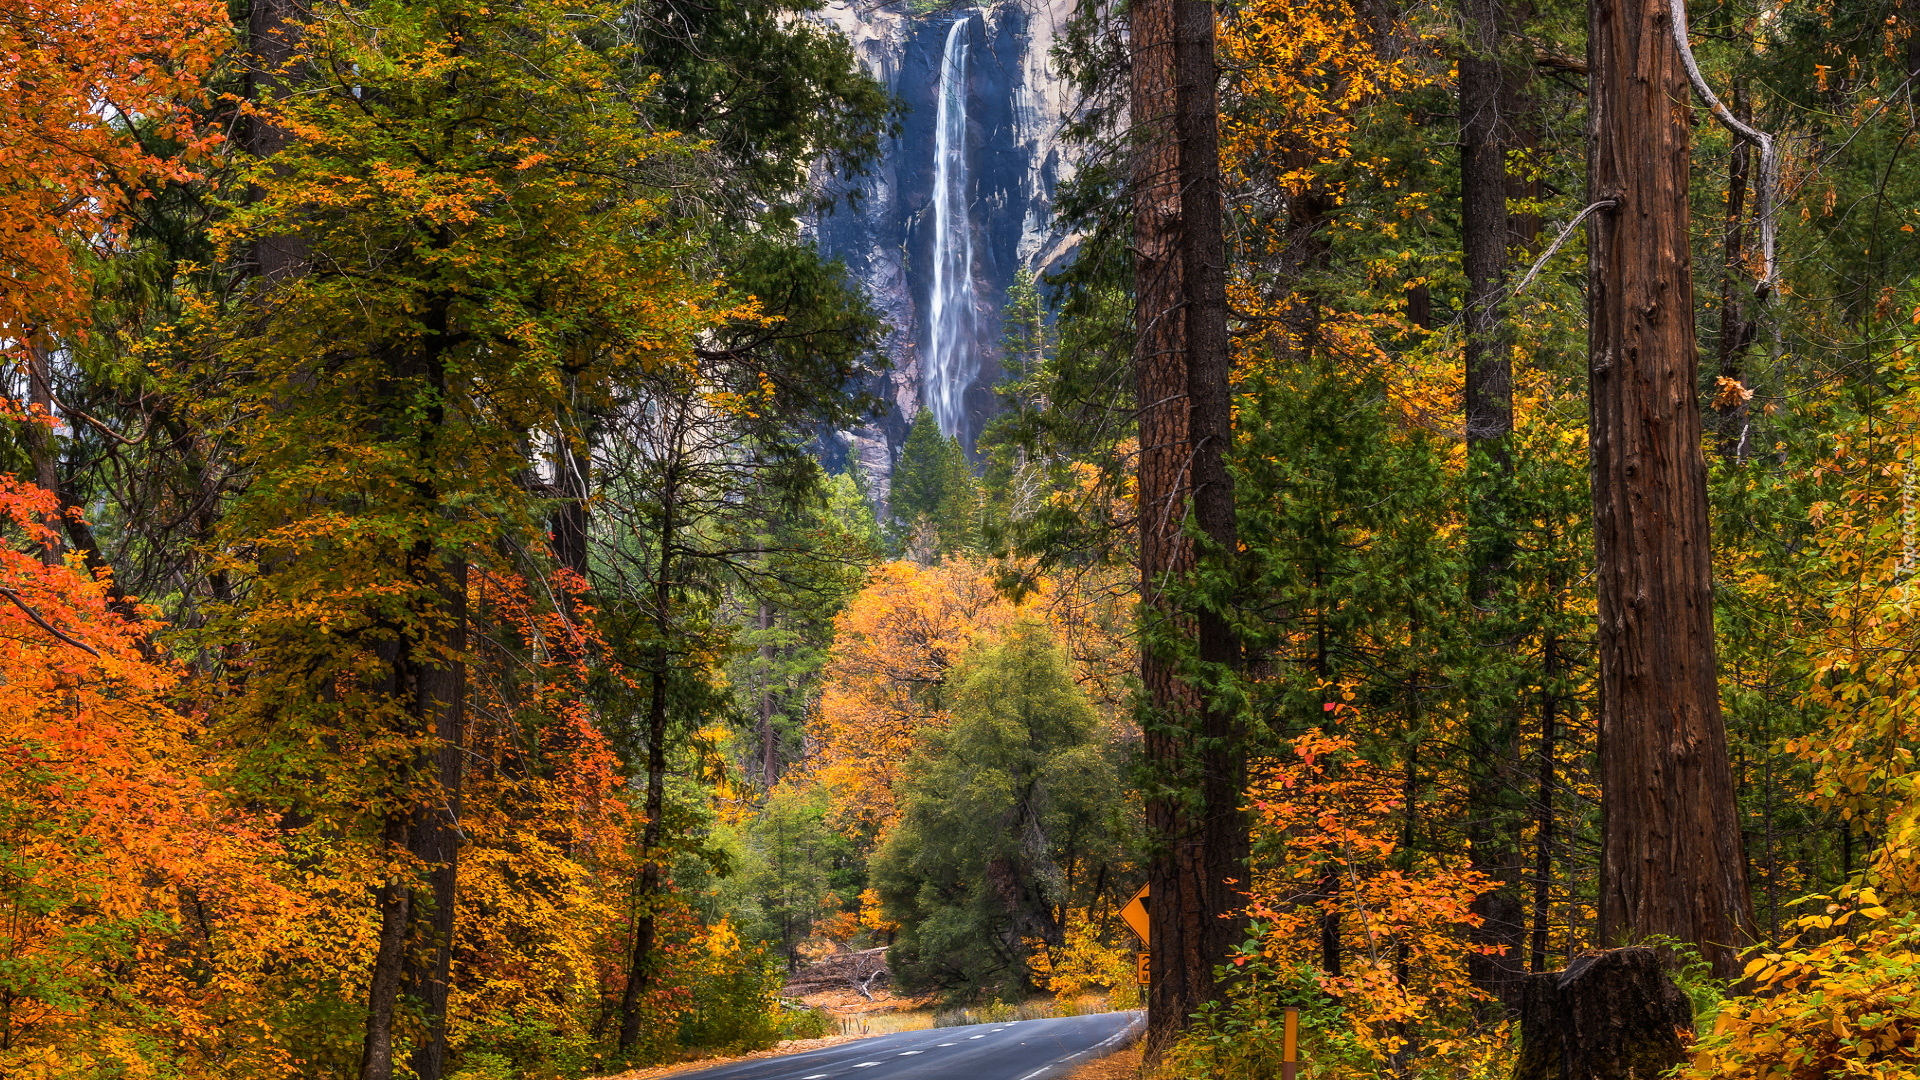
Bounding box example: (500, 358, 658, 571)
(1714, 376, 1758, 410)
(1219, 0, 1423, 202)
(809, 558, 1025, 836)
(1689, 913, 1920, 1079)
(1027, 909, 1141, 1008)
(808, 558, 1136, 839)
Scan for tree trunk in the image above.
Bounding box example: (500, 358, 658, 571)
(1531, 628, 1558, 974)
(617, 661, 670, 1053)
(246, 0, 306, 280)
(619, 498, 675, 1054)
(360, 818, 413, 1080)
(553, 451, 589, 583)
(1587, 0, 1754, 978)
(24, 338, 63, 566)
(1714, 85, 1754, 461)
(1512, 948, 1692, 1080)
(1133, 0, 1245, 1059)
(405, 554, 466, 1080)
(1460, 0, 1530, 1010)
(1460, 0, 1515, 465)
(1174, 0, 1247, 1001)
(759, 601, 777, 788)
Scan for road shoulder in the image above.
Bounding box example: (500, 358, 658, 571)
(1061, 1044, 1142, 1080)
(594, 1034, 876, 1080)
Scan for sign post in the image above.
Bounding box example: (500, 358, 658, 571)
(1281, 1006, 1299, 1080)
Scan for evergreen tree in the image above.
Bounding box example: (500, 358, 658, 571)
(891, 409, 981, 556)
(871, 620, 1128, 999)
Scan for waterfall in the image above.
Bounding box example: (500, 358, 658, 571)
(925, 14, 978, 443)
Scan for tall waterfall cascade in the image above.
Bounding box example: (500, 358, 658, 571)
(925, 16, 980, 442)
(811, 0, 1079, 498)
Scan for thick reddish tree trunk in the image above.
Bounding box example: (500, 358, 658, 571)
(1133, 0, 1244, 1058)
(1587, 0, 1753, 978)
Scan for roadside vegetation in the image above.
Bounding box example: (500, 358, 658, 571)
(1, 0, 1919, 1077)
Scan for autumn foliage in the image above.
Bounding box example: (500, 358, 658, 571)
(0, 477, 307, 1076)
(0, 0, 226, 345)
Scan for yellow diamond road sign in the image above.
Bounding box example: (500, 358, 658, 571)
(1120, 883, 1150, 945)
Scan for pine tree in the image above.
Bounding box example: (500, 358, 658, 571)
(892, 409, 981, 556)
(872, 620, 1127, 997)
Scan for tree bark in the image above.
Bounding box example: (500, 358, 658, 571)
(1132, 0, 1244, 1059)
(617, 662, 669, 1054)
(359, 818, 412, 1080)
(405, 554, 466, 1080)
(24, 338, 63, 566)
(1512, 948, 1692, 1080)
(618, 496, 675, 1054)
(1460, 0, 1530, 1010)
(1531, 627, 1558, 973)
(759, 600, 778, 788)
(1587, 0, 1754, 978)
(246, 0, 307, 280)
(1460, 0, 1516, 463)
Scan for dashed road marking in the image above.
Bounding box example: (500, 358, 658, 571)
(898, 1050, 922, 1056)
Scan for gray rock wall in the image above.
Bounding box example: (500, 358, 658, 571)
(811, 0, 1077, 506)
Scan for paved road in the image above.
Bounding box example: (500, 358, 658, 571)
(667, 1011, 1144, 1080)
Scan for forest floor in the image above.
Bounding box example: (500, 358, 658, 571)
(783, 946, 942, 1033)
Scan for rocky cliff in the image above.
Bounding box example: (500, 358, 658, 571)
(811, 0, 1077, 502)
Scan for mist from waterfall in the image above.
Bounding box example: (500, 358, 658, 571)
(924, 14, 978, 444)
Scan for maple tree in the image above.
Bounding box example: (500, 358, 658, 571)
(0, 475, 304, 1077)
(0, 0, 226, 349)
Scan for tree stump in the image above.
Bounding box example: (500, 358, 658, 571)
(1512, 948, 1694, 1080)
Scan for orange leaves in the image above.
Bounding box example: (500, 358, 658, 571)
(811, 558, 1028, 836)
(0, 477, 303, 1074)
(0, 0, 227, 346)
(1241, 728, 1503, 1069)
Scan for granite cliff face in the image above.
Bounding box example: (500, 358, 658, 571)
(812, 0, 1077, 501)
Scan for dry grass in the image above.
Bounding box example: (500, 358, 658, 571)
(831, 1007, 938, 1036)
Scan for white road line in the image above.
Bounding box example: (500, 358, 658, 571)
(898, 1050, 923, 1055)
(1010, 1016, 1147, 1080)
(851, 1064, 881, 1069)
(936, 1042, 956, 1046)
(801, 1075, 829, 1079)
(968, 1034, 985, 1039)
